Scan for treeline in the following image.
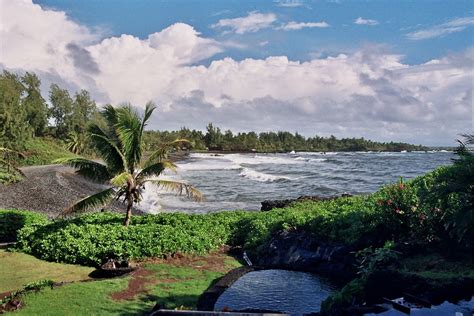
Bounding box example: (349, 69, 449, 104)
(144, 123, 427, 153)
(0, 70, 101, 153)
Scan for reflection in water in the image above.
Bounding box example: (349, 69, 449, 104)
(214, 269, 335, 315)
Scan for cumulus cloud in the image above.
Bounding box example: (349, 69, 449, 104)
(278, 21, 330, 30)
(1, 0, 472, 145)
(407, 16, 474, 40)
(211, 11, 277, 34)
(354, 17, 379, 26)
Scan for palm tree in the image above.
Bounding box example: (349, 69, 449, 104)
(56, 103, 201, 226)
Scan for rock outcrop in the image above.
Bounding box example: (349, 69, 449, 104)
(254, 230, 356, 283)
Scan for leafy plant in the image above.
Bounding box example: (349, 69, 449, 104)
(355, 241, 399, 277)
(0, 210, 49, 242)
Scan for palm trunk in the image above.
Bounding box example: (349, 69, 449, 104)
(124, 197, 133, 227)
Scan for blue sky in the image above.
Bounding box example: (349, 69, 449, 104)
(36, 0, 474, 64)
(1, 0, 473, 145)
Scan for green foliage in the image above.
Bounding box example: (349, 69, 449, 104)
(56, 103, 201, 226)
(21, 137, 77, 166)
(0, 170, 23, 184)
(355, 241, 399, 277)
(49, 84, 74, 138)
(16, 211, 247, 266)
(22, 72, 48, 136)
(0, 71, 31, 150)
(144, 125, 427, 153)
(321, 278, 366, 314)
(14, 158, 472, 271)
(0, 209, 49, 242)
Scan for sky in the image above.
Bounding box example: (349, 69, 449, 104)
(0, 0, 473, 146)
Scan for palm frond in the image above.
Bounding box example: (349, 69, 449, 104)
(114, 106, 143, 173)
(110, 171, 132, 187)
(142, 139, 191, 168)
(136, 161, 177, 182)
(61, 187, 117, 216)
(88, 124, 127, 173)
(145, 179, 202, 201)
(140, 102, 156, 135)
(54, 157, 111, 182)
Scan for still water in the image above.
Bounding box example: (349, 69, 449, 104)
(214, 269, 335, 315)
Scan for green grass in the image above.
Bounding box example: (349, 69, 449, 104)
(1, 249, 240, 315)
(0, 250, 94, 293)
(21, 137, 76, 166)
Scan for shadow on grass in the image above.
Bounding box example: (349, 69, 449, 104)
(110, 293, 201, 316)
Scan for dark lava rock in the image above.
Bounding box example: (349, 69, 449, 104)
(261, 194, 352, 211)
(254, 230, 356, 283)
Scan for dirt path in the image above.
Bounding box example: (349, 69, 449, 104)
(0, 164, 132, 217)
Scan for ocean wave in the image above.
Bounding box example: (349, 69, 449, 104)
(226, 154, 302, 165)
(239, 168, 292, 182)
(177, 161, 241, 171)
(294, 157, 327, 163)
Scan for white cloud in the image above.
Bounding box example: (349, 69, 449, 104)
(278, 21, 330, 30)
(211, 11, 277, 34)
(354, 17, 379, 26)
(407, 16, 474, 40)
(1, 0, 472, 145)
(276, 0, 304, 8)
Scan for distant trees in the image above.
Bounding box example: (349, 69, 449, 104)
(0, 70, 101, 155)
(143, 123, 427, 153)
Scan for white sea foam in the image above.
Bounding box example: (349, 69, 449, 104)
(177, 161, 241, 171)
(225, 154, 301, 165)
(239, 167, 292, 182)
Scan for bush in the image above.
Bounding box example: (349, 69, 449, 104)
(15, 162, 471, 266)
(16, 211, 250, 266)
(0, 209, 49, 242)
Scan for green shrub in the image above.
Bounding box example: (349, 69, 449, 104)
(16, 211, 249, 266)
(15, 162, 471, 266)
(0, 170, 23, 184)
(0, 209, 49, 242)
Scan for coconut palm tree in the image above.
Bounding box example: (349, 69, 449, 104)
(56, 103, 201, 226)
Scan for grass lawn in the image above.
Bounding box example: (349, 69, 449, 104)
(1, 250, 241, 315)
(0, 250, 94, 293)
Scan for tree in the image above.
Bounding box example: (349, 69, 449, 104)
(22, 72, 48, 136)
(49, 84, 73, 138)
(204, 123, 223, 150)
(0, 71, 30, 149)
(72, 89, 97, 134)
(56, 103, 201, 226)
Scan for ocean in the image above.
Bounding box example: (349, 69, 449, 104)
(139, 151, 454, 214)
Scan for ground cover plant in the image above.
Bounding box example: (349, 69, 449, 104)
(12, 151, 472, 267)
